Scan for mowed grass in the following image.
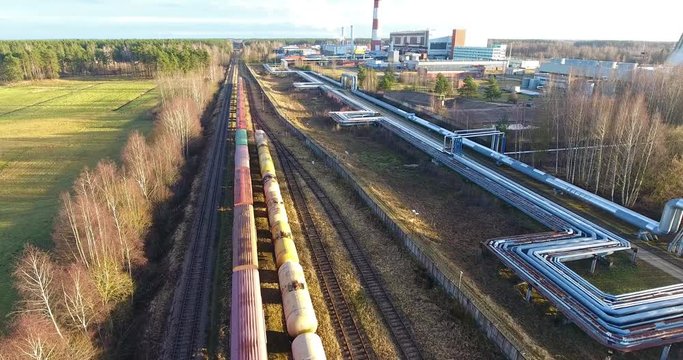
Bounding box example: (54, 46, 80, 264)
(566, 251, 679, 295)
(0, 79, 158, 329)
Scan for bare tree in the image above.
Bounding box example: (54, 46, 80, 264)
(60, 265, 102, 335)
(14, 246, 64, 340)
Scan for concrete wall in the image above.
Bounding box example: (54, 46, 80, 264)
(245, 65, 537, 360)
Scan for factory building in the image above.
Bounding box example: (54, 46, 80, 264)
(321, 44, 367, 56)
(389, 30, 430, 54)
(388, 28, 467, 59)
(451, 29, 466, 49)
(427, 36, 452, 59)
(538, 58, 639, 80)
(453, 44, 508, 61)
(404, 60, 506, 74)
(276, 45, 318, 59)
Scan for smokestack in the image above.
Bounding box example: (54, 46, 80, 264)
(350, 25, 354, 46)
(371, 0, 381, 51)
(341, 26, 345, 44)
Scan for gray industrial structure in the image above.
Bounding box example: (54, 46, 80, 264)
(389, 30, 430, 55)
(667, 32, 683, 65)
(538, 58, 639, 80)
(453, 44, 508, 61)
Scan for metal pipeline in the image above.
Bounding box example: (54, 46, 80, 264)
(297, 69, 683, 351)
(304, 68, 683, 237)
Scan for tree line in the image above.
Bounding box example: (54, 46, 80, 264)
(242, 40, 282, 63)
(0, 39, 232, 82)
(529, 68, 683, 210)
(0, 53, 227, 358)
(488, 39, 674, 64)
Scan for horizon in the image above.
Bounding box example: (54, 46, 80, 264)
(0, 0, 680, 45)
(0, 37, 677, 44)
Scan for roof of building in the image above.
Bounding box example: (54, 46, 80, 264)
(429, 36, 451, 43)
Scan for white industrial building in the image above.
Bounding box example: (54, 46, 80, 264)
(276, 45, 318, 58)
(538, 58, 639, 80)
(404, 60, 506, 73)
(321, 44, 367, 56)
(453, 44, 508, 61)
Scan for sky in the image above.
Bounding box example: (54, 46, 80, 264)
(0, 0, 680, 44)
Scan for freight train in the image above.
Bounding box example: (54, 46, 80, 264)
(256, 129, 326, 359)
(230, 76, 268, 359)
(230, 74, 325, 359)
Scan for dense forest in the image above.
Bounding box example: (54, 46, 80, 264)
(0, 39, 232, 82)
(488, 39, 675, 64)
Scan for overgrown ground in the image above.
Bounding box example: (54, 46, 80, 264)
(566, 252, 679, 295)
(252, 68, 682, 359)
(0, 79, 158, 329)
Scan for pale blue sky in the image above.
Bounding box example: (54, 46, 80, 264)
(0, 0, 680, 44)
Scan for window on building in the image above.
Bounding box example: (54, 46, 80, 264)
(394, 37, 401, 44)
(410, 37, 417, 44)
(431, 42, 447, 50)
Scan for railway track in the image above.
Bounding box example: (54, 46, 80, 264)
(244, 69, 422, 360)
(161, 59, 236, 359)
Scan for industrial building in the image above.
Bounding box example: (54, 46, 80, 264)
(322, 44, 367, 56)
(321, 25, 368, 56)
(404, 60, 506, 75)
(538, 58, 639, 80)
(388, 28, 467, 59)
(453, 44, 508, 61)
(276, 45, 318, 59)
(389, 30, 430, 54)
(507, 59, 540, 72)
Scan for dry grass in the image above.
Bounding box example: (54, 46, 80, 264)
(298, 173, 399, 359)
(250, 67, 503, 359)
(249, 67, 683, 359)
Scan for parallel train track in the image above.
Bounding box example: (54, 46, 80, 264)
(161, 59, 236, 359)
(243, 66, 422, 360)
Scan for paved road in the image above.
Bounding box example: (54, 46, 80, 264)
(637, 248, 683, 281)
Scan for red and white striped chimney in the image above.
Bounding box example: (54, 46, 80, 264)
(371, 0, 381, 51)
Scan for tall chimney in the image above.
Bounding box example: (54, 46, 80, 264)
(371, 0, 381, 51)
(350, 25, 354, 46)
(341, 26, 345, 44)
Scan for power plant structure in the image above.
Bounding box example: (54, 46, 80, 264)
(371, 0, 382, 51)
(262, 63, 683, 358)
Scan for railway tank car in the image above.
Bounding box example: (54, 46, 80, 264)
(256, 131, 300, 266)
(292, 333, 326, 360)
(230, 76, 268, 360)
(278, 260, 319, 337)
(254, 129, 326, 360)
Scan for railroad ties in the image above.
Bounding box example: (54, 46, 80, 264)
(161, 57, 237, 359)
(243, 69, 422, 359)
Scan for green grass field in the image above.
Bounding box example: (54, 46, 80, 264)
(0, 79, 158, 329)
(566, 251, 679, 295)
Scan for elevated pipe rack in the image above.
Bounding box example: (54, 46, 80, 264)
(288, 69, 683, 354)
